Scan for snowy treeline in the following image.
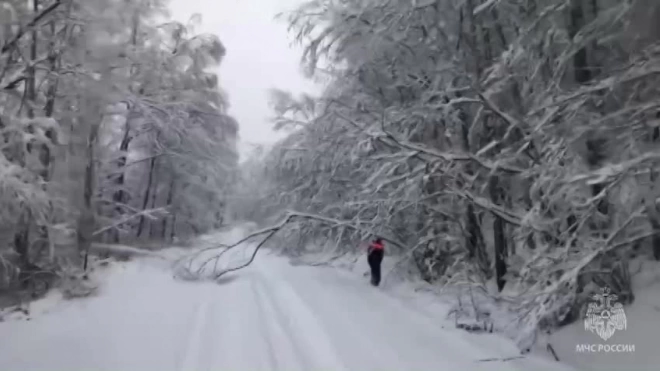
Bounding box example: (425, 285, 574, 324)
(235, 0, 660, 348)
(1, 0, 237, 291)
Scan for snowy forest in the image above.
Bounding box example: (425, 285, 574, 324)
(2, 0, 660, 363)
(0, 0, 238, 296)
(234, 0, 660, 350)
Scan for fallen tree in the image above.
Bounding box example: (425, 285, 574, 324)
(172, 211, 407, 281)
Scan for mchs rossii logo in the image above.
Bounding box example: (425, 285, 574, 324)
(575, 287, 634, 353)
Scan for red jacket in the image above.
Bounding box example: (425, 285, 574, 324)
(368, 240, 384, 254)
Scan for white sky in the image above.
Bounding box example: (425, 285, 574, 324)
(168, 0, 318, 160)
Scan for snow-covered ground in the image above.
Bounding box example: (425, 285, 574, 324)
(546, 259, 660, 371)
(0, 242, 577, 371)
(294, 250, 660, 371)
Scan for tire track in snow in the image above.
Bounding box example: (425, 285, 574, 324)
(178, 300, 211, 371)
(281, 264, 472, 370)
(254, 267, 350, 371)
(249, 274, 281, 371)
(281, 271, 402, 371)
(255, 275, 312, 371)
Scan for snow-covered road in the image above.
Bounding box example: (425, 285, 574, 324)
(0, 253, 575, 371)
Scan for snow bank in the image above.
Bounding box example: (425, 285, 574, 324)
(311, 250, 660, 371)
(543, 259, 660, 371)
(283, 251, 577, 370)
(288, 252, 458, 318)
(0, 259, 118, 322)
(1, 224, 259, 323)
(0, 257, 225, 371)
(0, 290, 66, 322)
(287, 250, 660, 369)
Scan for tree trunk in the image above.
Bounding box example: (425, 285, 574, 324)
(649, 211, 660, 261)
(13, 0, 40, 269)
(489, 175, 508, 292)
(79, 116, 100, 271)
(111, 11, 141, 242)
(170, 213, 177, 242)
(136, 157, 157, 237)
(148, 169, 160, 239)
(458, 102, 489, 277)
(26, 0, 38, 119)
(648, 167, 660, 260)
(457, 0, 490, 278)
(570, 0, 591, 84)
(41, 13, 64, 262)
(574, 1, 609, 228)
(14, 213, 30, 267)
(161, 179, 175, 240)
(111, 120, 132, 242)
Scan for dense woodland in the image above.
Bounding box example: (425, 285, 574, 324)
(0, 0, 238, 297)
(233, 0, 660, 348)
(4, 0, 660, 354)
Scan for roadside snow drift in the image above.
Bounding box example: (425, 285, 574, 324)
(545, 259, 660, 371)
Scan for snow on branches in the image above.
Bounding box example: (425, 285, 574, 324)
(241, 0, 660, 351)
(0, 0, 239, 294)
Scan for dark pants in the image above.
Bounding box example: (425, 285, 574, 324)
(367, 249, 384, 286)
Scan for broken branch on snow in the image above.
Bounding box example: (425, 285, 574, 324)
(175, 210, 409, 280)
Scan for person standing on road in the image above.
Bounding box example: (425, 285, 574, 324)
(367, 238, 385, 286)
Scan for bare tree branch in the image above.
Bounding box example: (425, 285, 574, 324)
(92, 207, 167, 237)
(1, 0, 63, 55)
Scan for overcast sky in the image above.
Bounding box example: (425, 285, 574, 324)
(168, 0, 318, 159)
